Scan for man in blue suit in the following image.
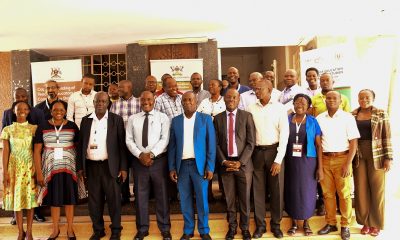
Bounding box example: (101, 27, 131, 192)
(168, 92, 216, 240)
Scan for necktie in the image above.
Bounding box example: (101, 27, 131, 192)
(228, 112, 234, 156)
(142, 113, 149, 148)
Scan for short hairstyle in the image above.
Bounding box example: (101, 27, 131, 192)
(11, 100, 31, 122)
(293, 93, 312, 109)
(359, 89, 376, 100)
(49, 100, 66, 111)
(45, 80, 59, 88)
(305, 67, 319, 76)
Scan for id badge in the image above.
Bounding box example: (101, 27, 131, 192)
(292, 143, 303, 157)
(90, 144, 98, 149)
(54, 147, 63, 160)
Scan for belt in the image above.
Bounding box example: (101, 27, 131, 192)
(323, 150, 349, 157)
(87, 159, 108, 163)
(182, 158, 195, 161)
(255, 143, 279, 150)
(153, 152, 167, 160)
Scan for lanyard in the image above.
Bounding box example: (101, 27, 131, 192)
(52, 119, 64, 144)
(295, 114, 306, 143)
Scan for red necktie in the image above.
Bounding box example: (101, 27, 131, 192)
(228, 112, 234, 156)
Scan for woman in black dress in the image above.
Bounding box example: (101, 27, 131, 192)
(284, 94, 323, 236)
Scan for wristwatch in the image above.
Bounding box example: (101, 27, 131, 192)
(150, 152, 155, 159)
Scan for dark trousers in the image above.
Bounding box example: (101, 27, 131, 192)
(87, 160, 122, 234)
(252, 146, 284, 229)
(221, 166, 252, 231)
(132, 155, 171, 233)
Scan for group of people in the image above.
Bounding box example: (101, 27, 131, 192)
(1, 66, 392, 240)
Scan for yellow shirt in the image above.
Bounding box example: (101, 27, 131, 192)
(311, 92, 351, 117)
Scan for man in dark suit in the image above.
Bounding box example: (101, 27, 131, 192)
(77, 91, 128, 240)
(213, 89, 255, 240)
(168, 92, 216, 240)
(2, 87, 46, 225)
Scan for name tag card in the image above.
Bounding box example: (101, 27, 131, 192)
(292, 143, 303, 157)
(54, 148, 64, 160)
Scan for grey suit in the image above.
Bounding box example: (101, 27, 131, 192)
(213, 109, 255, 231)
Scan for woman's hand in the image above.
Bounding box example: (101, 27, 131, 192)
(383, 159, 392, 172)
(36, 172, 45, 187)
(2, 172, 10, 188)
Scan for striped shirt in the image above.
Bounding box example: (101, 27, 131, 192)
(154, 93, 183, 120)
(110, 95, 141, 128)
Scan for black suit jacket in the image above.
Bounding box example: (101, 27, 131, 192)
(213, 109, 256, 172)
(76, 111, 128, 178)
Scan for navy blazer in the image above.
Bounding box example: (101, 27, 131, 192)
(168, 112, 216, 175)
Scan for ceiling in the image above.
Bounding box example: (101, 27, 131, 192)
(0, 0, 399, 57)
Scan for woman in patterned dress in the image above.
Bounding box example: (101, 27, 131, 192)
(2, 101, 38, 240)
(34, 101, 79, 240)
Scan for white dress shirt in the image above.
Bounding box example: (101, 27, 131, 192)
(197, 96, 226, 118)
(125, 109, 170, 158)
(67, 89, 97, 129)
(316, 109, 360, 152)
(238, 90, 256, 110)
(86, 111, 108, 161)
(226, 109, 238, 157)
(182, 112, 196, 159)
(246, 99, 289, 164)
(306, 87, 321, 97)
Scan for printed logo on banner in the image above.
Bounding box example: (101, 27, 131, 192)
(170, 66, 184, 76)
(51, 67, 62, 79)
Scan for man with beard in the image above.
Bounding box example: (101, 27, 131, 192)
(35, 80, 68, 120)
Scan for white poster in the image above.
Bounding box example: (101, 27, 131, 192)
(31, 59, 82, 105)
(300, 44, 356, 88)
(150, 59, 203, 91)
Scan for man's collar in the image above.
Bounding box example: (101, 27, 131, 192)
(226, 109, 238, 115)
(89, 110, 109, 120)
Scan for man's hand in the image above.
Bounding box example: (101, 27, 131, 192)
(139, 153, 153, 167)
(118, 170, 128, 182)
(169, 170, 178, 183)
(383, 159, 392, 172)
(223, 160, 241, 171)
(341, 163, 352, 178)
(204, 170, 213, 180)
(270, 162, 281, 176)
(316, 168, 324, 182)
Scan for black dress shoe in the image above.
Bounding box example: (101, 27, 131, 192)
(340, 227, 350, 240)
(161, 231, 172, 240)
(10, 216, 16, 225)
(242, 230, 251, 240)
(271, 228, 283, 239)
(318, 224, 338, 235)
(225, 229, 236, 240)
(89, 231, 106, 240)
(34, 213, 46, 222)
(180, 233, 194, 240)
(200, 233, 212, 240)
(110, 231, 121, 240)
(252, 227, 266, 239)
(134, 231, 149, 240)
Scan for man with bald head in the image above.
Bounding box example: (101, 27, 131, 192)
(110, 79, 141, 204)
(238, 72, 262, 110)
(144, 75, 158, 95)
(316, 91, 359, 240)
(126, 91, 172, 240)
(278, 69, 306, 114)
(222, 67, 251, 96)
(168, 92, 216, 240)
(246, 80, 289, 239)
(214, 89, 255, 240)
(311, 72, 350, 117)
(77, 91, 128, 240)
